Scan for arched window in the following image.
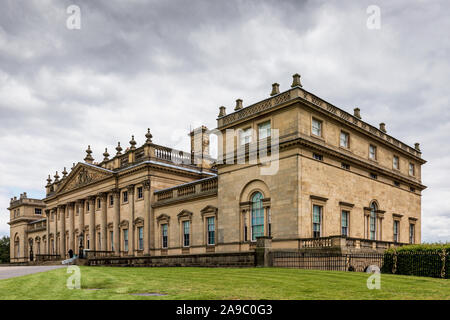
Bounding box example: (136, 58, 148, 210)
(14, 235, 20, 258)
(251, 192, 264, 241)
(370, 202, 377, 240)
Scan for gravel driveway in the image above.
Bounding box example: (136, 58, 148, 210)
(0, 265, 66, 280)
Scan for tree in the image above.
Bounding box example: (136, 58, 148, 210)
(0, 236, 10, 264)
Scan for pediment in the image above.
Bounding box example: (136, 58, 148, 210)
(55, 163, 113, 194)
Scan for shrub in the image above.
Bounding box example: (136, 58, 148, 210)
(382, 244, 450, 278)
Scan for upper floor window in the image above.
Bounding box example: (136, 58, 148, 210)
(97, 198, 101, 209)
(409, 163, 415, 176)
(123, 191, 128, 203)
(340, 131, 349, 148)
(137, 187, 143, 199)
(312, 205, 322, 238)
(183, 221, 190, 247)
(35, 208, 42, 215)
(393, 156, 399, 170)
(258, 121, 271, 140)
(240, 128, 252, 145)
(369, 145, 377, 160)
(370, 173, 378, 180)
(109, 195, 114, 206)
(87, 202, 90, 211)
(313, 153, 323, 161)
(341, 210, 349, 236)
(341, 163, 350, 170)
(251, 192, 264, 241)
(312, 118, 322, 137)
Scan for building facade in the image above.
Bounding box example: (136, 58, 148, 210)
(7, 74, 427, 262)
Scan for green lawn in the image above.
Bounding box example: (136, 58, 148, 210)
(0, 266, 449, 300)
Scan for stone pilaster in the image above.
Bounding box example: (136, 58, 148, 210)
(45, 209, 50, 254)
(59, 205, 66, 258)
(99, 193, 107, 251)
(113, 188, 120, 255)
(143, 179, 151, 255)
(68, 203, 75, 252)
(77, 200, 85, 255)
(88, 196, 96, 251)
(128, 185, 135, 256)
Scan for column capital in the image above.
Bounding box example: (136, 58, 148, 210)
(127, 184, 135, 194)
(58, 204, 66, 210)
(142, 180, 151, 190)
(87, 195, 96, 201)
(97, 192, 108, 199)
(76, 199, 85, 204)
(67, 202, 76, 208)
(111, 188, 121, 195)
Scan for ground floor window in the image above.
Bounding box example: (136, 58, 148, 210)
(183, 221, 190, 247)
(409, 224, 415, 244)
(251, 192, 264, 241)
(123, 229, 129, 251)
(341, 210, 349, 236)
(110, 231, 114, 251)
(138, 227, 144, 250)
(207, 217, 215, 245)
(313, 205, 322, 238)
(161, 224, 168, 248)
(394, 221, 400, 243)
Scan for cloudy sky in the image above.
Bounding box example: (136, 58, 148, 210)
(0, 0, 449, 242)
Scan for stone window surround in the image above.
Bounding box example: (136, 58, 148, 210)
(256, 117, 272, 141)
(393, 213, 403, 243)
(240, 190, 271, 243)
(201, 206, 218, 246)
(363, 201, 385, 241)
(369, 144, 378, 161)
(156, 214, 170, 249)
(339, 130, 350, 150)
(311, 115, 324, 139)
(408, 217, 417, 244)
(178, 210, 193, 248)
(339, 201, 354, 237)
(310, 195, 328, 238)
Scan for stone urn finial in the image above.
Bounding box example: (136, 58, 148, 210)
(116, 142, 122, 155)
(414, 142, 421, 151)
(84, 145, 94, 163)
(129, 135, 137, 151)
(54, 171, 60, 182)
(62, 167, 68, 178)
(103, 148, 110, 161)
(145, 128, 153, 144)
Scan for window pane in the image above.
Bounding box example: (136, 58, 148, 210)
(312, 119, 321, 136)
(258, 121, 271, 140)
(251, 192, 264, 241)
(340, 132, 349, 148)
(240, 128, 252, 145)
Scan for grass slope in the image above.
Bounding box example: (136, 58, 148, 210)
(0, 266, 449, 300)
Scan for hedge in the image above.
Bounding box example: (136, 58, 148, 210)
(382, 244, 450, 278)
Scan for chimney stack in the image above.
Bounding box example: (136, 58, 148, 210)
(218, 106, 226, 117)
(379, 123, 386, 133)
(234, 99, 243, 111)
(270, 83, 280, 96)
(354, 108, 361, 119)
(291, 73, 302, 87)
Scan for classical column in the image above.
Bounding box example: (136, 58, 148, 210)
(45, 209, 50, 254)
(143, 179, 151, 255)
(113, 188, 120, 255)
(128, 185, 135, 256)
(59, 205, 66, 258)
(99, 193, 107, 251)
(88, 196, 96, 251)
(77, 200, 85, 255)
(68, 203, 75, 252)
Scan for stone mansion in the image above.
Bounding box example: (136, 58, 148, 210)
(7, 74, 426, 262)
